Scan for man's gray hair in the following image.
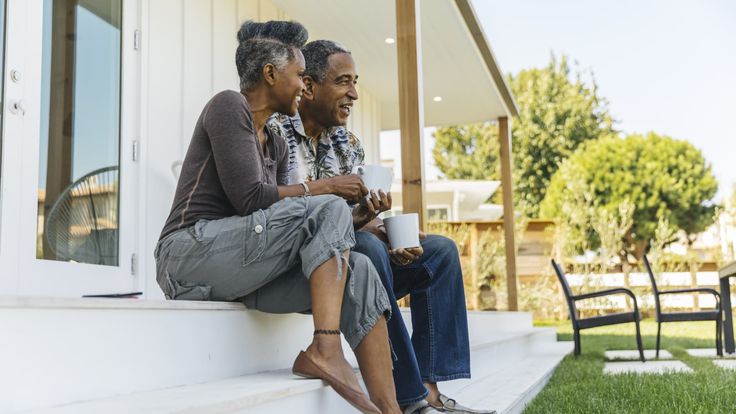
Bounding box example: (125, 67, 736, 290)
(302, 40, 351, 83)
(235, 20, 308, 91)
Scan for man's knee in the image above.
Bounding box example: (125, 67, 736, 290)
(425, 234, 460, 262)
(354, 231, 389, 261)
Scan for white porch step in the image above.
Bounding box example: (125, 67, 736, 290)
(442, 342, 572, 414)
(22, 327, 571, 414)
(2, 298, 571, 413)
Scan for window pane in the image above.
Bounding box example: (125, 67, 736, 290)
(37, 0, 121, 266)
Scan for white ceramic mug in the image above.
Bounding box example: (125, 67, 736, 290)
(352, 164, 393, 195)
(383, 213, 420, 249)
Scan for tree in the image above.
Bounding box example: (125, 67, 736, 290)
(432, 123, 500, 180)
(540, 132, 719, 259)
(432, 54, 615, 216)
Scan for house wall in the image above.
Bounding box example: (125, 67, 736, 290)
(141, 0, 381, 298)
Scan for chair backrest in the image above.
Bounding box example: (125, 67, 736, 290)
(642, 254, 662, 313)
(45, 166, 119, 265)
(551, 259, 578, 323)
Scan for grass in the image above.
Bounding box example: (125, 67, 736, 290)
(523, 320, 736, 414)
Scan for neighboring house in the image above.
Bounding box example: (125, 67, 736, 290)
(0, 1, 570, 413)
(386, 179, 503, 221)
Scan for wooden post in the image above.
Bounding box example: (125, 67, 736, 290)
(43, 0, 77, 259)
(690, 260, 700, 311)
(395, 0, 427, 229)
(498, 117, 518, 311)
(469, 223, 480, 310)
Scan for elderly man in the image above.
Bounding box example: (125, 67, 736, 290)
(270, 40, 495, 414)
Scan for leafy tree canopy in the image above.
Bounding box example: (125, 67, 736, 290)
(540, 132, 718, 258)
(433, 54, 614, 216)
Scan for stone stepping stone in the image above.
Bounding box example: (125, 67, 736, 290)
(713, 360, 736, 370)
(604, 360, 693, 375)
(605, 350, 673, 360)
(685, 349, 736, 358)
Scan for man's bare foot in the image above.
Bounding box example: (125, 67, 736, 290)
(424, 382, 441, 407)
(305, 336, 362, 392)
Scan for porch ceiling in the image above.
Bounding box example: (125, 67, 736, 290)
(270, 0, 519, 130)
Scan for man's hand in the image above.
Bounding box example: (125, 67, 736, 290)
(352, 190, 392, 229)
(389, 246, 424, 266)
(389, 231, 427, 266)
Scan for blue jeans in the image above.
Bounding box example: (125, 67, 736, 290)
(353, 231, 471, 406)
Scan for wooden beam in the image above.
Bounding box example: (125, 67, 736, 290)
(43, 0, 77, 260)
(395, 0, 427, 229)
(453, 0, 519, 117)
(498, 116, 518, 310)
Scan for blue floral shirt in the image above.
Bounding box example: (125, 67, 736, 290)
(268, 113, 365, 184)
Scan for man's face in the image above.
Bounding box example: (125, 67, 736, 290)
(308, 53, 359, 127)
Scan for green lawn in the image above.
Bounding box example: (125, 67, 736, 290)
(523, 320, 736, 414)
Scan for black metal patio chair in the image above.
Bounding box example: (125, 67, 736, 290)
(642, 255, 722, 358)
(551, 259, 645, 361)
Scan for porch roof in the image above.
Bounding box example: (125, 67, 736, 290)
(270, 0, 519, 130)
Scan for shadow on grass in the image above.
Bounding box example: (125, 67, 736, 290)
(523, 321, 736, 414)
(553, 320, 720, 353)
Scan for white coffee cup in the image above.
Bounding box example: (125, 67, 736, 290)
(352, 164, 393, 195)
(383, 213, 420, 249)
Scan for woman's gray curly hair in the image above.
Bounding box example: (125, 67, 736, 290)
(235, 20, 308, 91)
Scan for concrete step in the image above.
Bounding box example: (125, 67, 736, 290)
(23, 327, 571, 414)
(3, 297, 568, 413)
(442, 342, 573, 414)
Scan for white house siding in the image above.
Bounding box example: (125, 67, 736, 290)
(141, 0, 381, 298)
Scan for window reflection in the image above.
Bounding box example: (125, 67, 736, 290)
(37, 0, 121, 266)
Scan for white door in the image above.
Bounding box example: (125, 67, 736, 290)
(0, 0, 140, 297)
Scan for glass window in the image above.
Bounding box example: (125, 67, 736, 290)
(37, 0, 121, 265)
(428, 207, 449, 221)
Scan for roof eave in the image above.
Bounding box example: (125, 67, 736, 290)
(453, 0, 520, 118)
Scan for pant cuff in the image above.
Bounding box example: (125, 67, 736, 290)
(302, 238, 354, 279)
(343, 298, 392, 350)
(397, 389, 430, 407)
(422, 372, 471, 383)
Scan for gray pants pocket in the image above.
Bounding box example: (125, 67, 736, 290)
(158, 270, 212, 300)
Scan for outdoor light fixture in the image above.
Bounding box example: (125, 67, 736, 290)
(385, 37, 395, 44)
(433, 96, 443, 102)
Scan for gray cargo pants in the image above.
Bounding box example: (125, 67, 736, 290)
(154, 194, 391, 349)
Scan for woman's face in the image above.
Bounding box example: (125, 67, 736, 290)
(274, 48, 306, 117)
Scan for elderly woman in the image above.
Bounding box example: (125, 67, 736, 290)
(154, 21, 401, 414)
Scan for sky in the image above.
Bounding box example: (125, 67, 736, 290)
(382, 0, 736, 201)
(38, 2, 120, 188)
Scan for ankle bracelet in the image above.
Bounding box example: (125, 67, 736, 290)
(314, 329, 341, 336)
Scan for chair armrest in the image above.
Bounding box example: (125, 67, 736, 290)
(659, 288, 720, 307)
(573, 288, 636, 301)
(573, 288, 639, 312)
(659, 288, 720, 297)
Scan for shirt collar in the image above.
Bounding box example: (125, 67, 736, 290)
(289, 112, 344, 144)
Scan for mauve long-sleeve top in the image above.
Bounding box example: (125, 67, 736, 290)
(160, 90, 288, 240)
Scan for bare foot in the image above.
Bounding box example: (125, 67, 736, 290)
(305, 336, 362, 392)
(424, 382, 441, 407)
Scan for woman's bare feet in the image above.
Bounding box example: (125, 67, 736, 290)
(304, 335, 362, 392)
